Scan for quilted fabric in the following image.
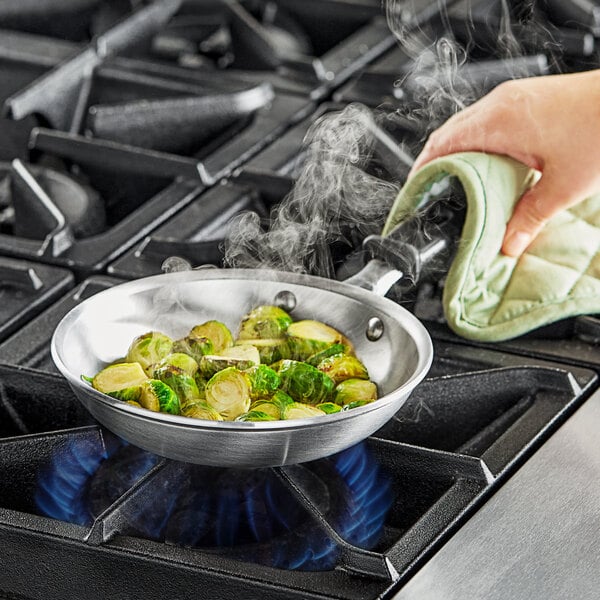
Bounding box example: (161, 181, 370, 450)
(382, 152, 600, 341)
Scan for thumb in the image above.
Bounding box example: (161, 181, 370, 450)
(502, 175, 573, 257)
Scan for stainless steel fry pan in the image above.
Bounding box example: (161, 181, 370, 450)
(51, 267, 433, 467)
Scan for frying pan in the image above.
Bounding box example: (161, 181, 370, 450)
(51, 267, 433, 468)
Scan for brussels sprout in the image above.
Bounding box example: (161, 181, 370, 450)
(276, 360, 335, 405)
(189, 321, 234, 353)
(238, 305, 293, 340)
(108, 379, 180, 414)
(126, 331, 173, 375)
(236, 338, 290, 364)
(317, 354, 369, 385)
(283, 402, 327, 419)
(335, 379, 378, 406)
(235, 410, 276, 422)
(205, 367, 251, 420)
(153, 352, 198, 377)
(172, 336, 214, 363)
(316, 402, 342, 414)
(194, 373, 208, 398)
(181, 401, 223, 421)
(306, 343, 347, 367)
(92, 362, 148, 394)
(199, 356, 255, 380)
(220, 344, 260, 365)
(287, 321, 354, 361)
(250, 390, 293, 419)
(244, 364, 281, 399)
(126, 400, 142, 408)
(343, 400, 373, 410)
(153, 364, 201, 405)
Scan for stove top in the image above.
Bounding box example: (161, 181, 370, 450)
(0, 0, 599, 599)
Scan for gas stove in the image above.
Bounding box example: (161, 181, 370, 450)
(0, 1, 599, 599)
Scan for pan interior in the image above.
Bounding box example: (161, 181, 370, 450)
(57, 274, 423, 400)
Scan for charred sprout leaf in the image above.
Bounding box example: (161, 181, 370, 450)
(287, 320, 354, 359)
(199, 355, 255, 380)
(335, 379, 378, 406)
(189, 321, 234, 353)
(306, 343, 347, 367)
(235, 410, 276, 422)
(283, 402, 327, 419)
(126, 331, 173, 375)
(205, 367, 251, 420)
(153, 352, 198, 377)
(244, 364, 281, 399)
(238, 305, 293, 340)
(316, 402, 342, 414)
(317, 354, 369, 385)
(92, 362, 148, 394)
(220, 344, 260, 365)
(181, 401, 223, 421)
(172, 336, 214, 363)
(276, 360, 335, 405)
(236, 338, 290, 364)
(153, 364, 201, 405)
(343, 400, 374, 410)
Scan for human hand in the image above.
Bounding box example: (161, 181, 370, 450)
(409, 70, 600, 256)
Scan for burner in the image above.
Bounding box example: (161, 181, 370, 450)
(35, 436, 392, 571)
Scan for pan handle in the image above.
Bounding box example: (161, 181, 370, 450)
(343, 258, 404, 297)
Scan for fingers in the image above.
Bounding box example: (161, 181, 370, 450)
(501, 173, 577, 257)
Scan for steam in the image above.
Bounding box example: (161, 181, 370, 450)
(224, 104, 399, 278)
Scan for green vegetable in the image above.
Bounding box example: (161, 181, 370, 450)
(235, 410, 276, 422)
(109, 379, 180, 414)
(199, 356, 256, 380)
(286, 320, 354, 361)
(126, 331, 173, 375)
(335, 379, 378, 406)
(238, 305, 293, 340)
(306, 343, 347, 367)
(205, 367, 251, 420)
(317, 354, 369, 385)
(343, 400, 373, 410)
(153, 364, 201, 405)
(172, 336, 214, 363)
(244, 364, 281, 399)
(153, 352, 198, 377)
(92, 362, 148, 394)
(181, 401, 223, 421)
(220, 344, 260, 365)
(236, 338, 290, 364)
(276, 360, 335, 405)
(189, 321, 234, 353)
(316, 402, 342, 414)
(250, 390, 293, 419)
(283, 402, 327, 419)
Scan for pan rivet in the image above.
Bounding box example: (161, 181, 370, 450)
(366, 317, 384, 341)
(274, 290, 296, 312)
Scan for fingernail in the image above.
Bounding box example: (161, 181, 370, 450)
(503, 231, 531, 257)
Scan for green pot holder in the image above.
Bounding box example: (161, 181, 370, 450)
(382, 152, 600, 342)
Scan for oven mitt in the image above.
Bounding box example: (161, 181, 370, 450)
(382, 151, 600, 341)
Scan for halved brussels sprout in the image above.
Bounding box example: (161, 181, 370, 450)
(220, 344, 260, 365)
(235, 410, 276, 422)
(287, 320, 354, 361)
(317, 354, 369, 385)
(335, 379, 378, 406)
(306, 343, 347, 367)
(250, 390, 293, 419)
(199, 356, 256, 380)
(126, 331, 173, 375)
(153, 352, 198, 377)
(189, 321, 234, 353)
(236, 338, 290, 364)
(109, 379, 180, 414)
(238, 305, 293, 340)
(283, 402, 326, 419)
(244, 364, 281, 399)
(276, 360, 335, 405)
(316, 402, 342, 414)
(92, 362, 148, 394)
(205, 367, 251, 420)
(172, 336, 214, 363)
(181, 401, 223, 421)
(153, 364, 201, 405)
